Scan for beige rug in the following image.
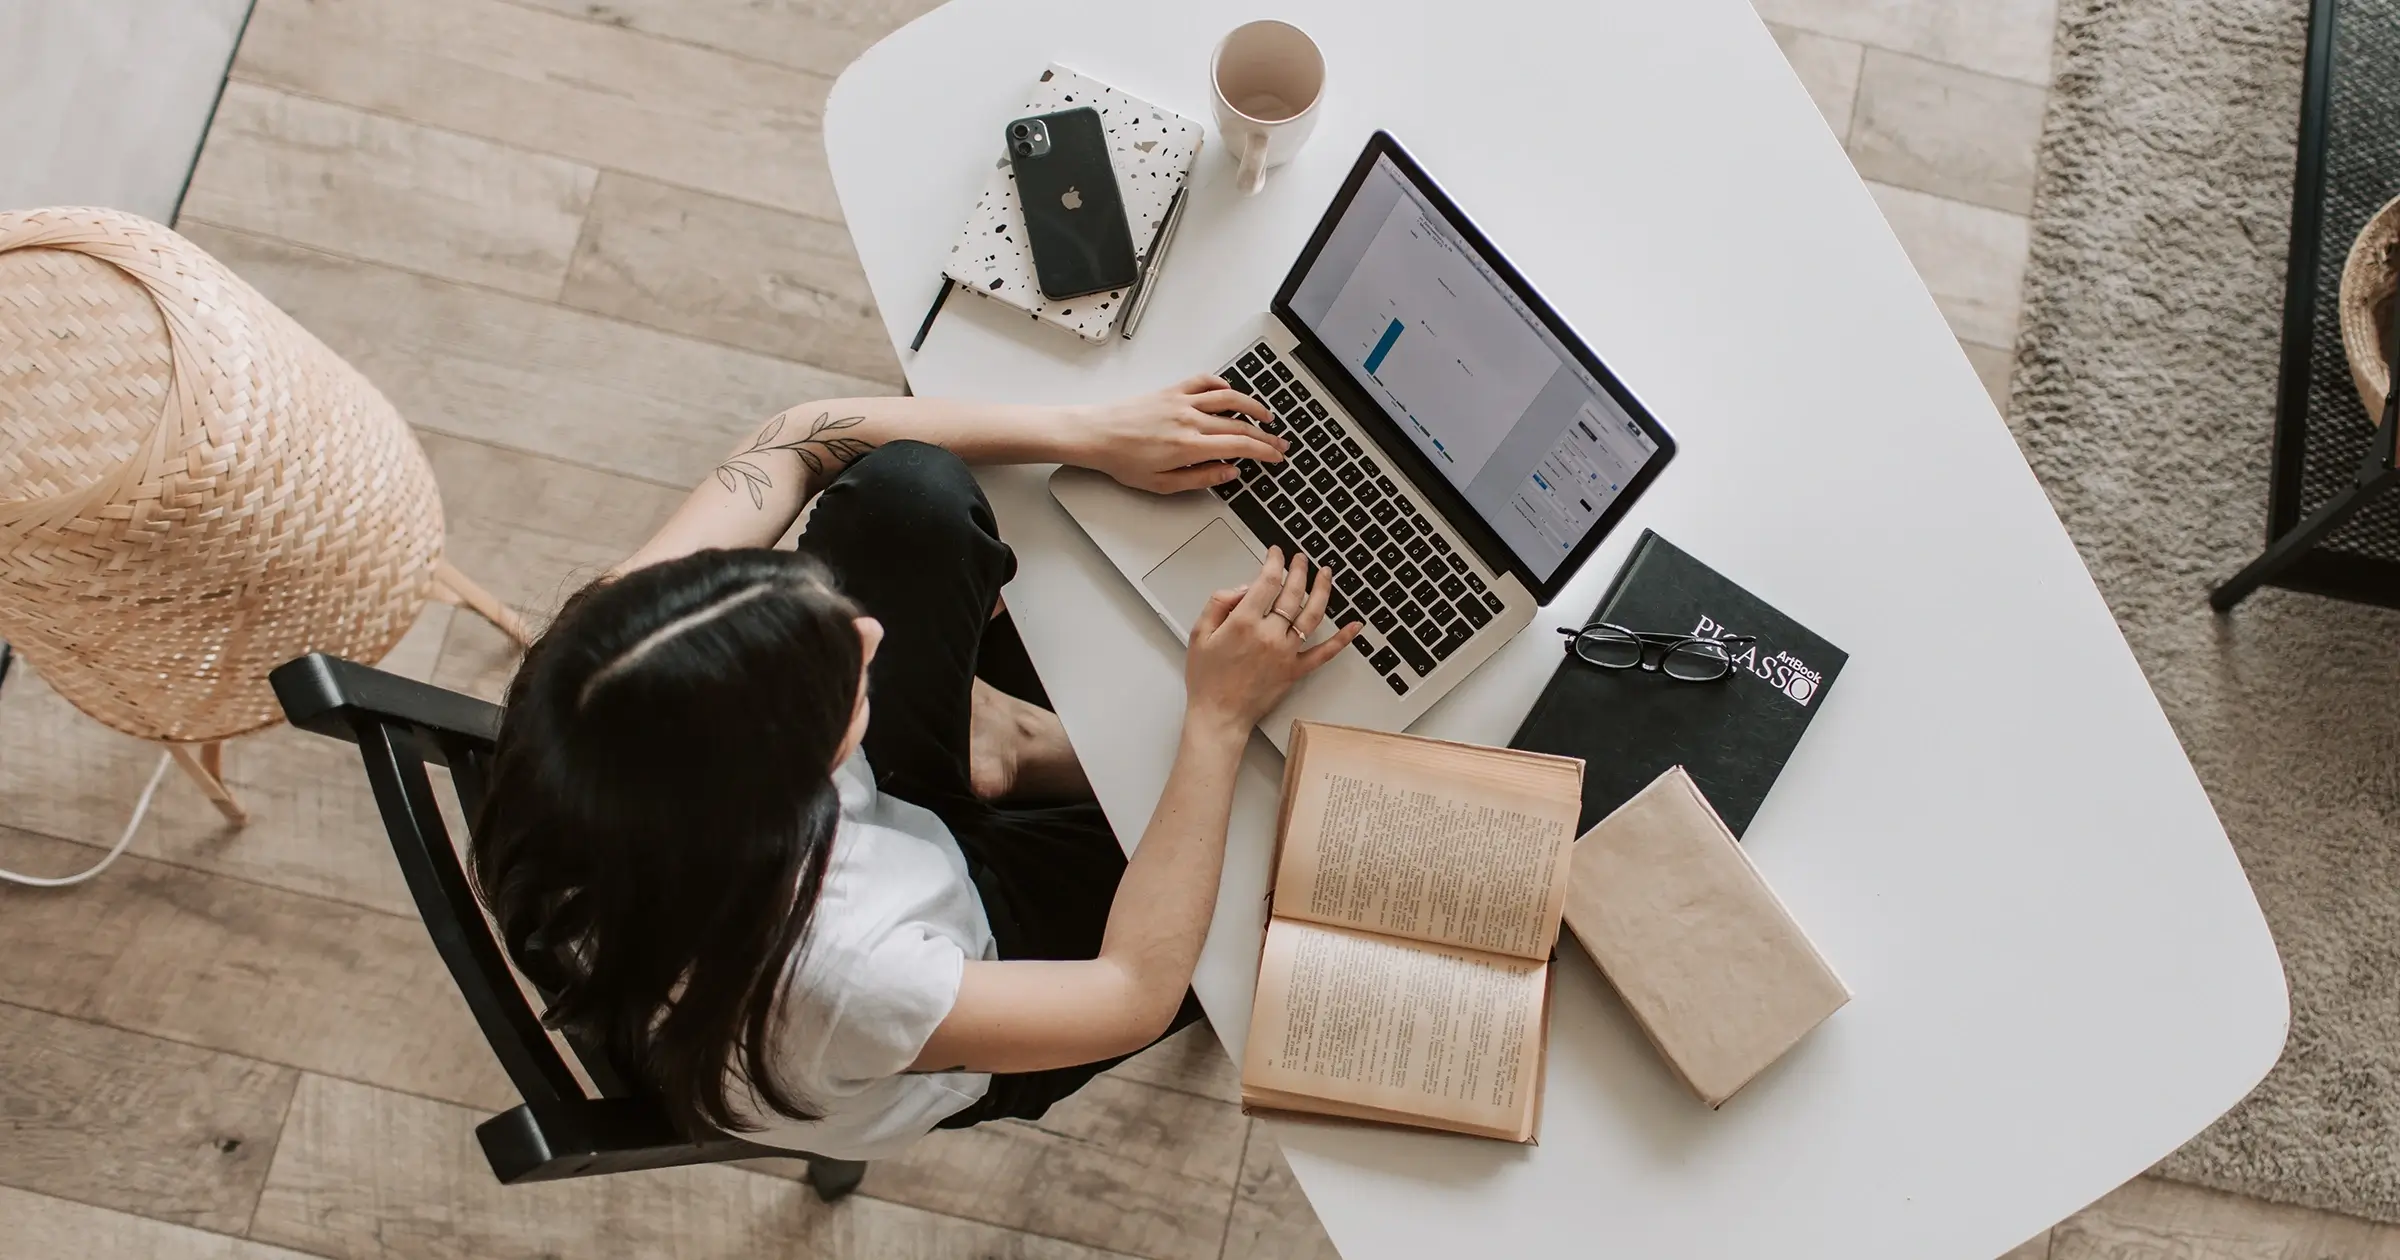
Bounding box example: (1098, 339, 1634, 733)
(2017, 0, 2400, 1223)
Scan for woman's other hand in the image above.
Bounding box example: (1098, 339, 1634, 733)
(1183, 547, 1363, 738)
(1070, 376, 1289, 494)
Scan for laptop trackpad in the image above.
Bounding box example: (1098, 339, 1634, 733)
(1144, 519, 1262, 635)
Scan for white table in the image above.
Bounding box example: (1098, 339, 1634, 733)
(824, 3, 2289, 1255)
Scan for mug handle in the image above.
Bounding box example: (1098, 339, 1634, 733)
(1237, 131, 1269, 197)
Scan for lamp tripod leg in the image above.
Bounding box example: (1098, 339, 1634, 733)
(165, 742, 248, 826)
(431, 560, 534, 647)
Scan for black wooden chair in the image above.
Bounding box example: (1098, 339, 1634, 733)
(269, 651, 866, 1199)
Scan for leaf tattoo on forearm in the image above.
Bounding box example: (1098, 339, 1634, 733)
(712, 412, 875, 509)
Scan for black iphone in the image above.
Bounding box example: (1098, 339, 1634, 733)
(1006, 107, 1139, 300)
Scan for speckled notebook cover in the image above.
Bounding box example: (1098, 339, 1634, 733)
(946, 65, 1202, 342)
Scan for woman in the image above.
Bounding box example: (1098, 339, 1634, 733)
(468, 376, 1361, 1160)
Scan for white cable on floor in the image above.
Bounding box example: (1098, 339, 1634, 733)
(0, 750, 173, 888)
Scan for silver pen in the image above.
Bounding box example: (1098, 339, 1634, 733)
(1121, 186, 1190, 339)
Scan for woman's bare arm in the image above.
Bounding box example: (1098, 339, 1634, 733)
(912, 548, 1361, 1073)
(616, 379, 1283, 575)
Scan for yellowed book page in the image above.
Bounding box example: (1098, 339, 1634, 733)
(1241, 919, 1546, 1136)
(1273, 722, 1582, 959)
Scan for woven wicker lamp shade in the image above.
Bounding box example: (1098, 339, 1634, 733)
(0, 208, 528, 823)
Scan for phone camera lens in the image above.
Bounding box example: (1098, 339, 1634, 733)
(1010, 123, 1030, 139)
(1012, 140, 1033, 157)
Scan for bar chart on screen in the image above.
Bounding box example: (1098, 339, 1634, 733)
(1364, 316, 1406, 375)
(1321, 200, 1555, 482)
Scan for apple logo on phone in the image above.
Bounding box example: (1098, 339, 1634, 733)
(1061, 186, 1083, 211)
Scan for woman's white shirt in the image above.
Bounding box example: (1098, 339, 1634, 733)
(733, 748, 993, 1160)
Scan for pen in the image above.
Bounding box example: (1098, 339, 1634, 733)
(1117, 190, 1178, 339)
(1121, 187, 1189, 340)
(909, 277, 953, 352)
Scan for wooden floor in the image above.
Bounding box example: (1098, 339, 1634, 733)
(0, 0, 2380, 1256)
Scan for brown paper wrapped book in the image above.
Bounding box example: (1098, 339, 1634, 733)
(1241, 722, 1584, 1142)
(1563, 766, 1849, 1107)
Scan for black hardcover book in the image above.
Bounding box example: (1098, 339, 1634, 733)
(1511, 531, 1846, 837)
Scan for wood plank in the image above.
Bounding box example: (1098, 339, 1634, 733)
(178, 223, 887, 488)
(1847, 49, 2048, 215)
(420, 430, 688, 612)
(431, 611, 525, 705)
(415, 431, 690, 701)
(1767, 22, 1864, 140)
(814, 1074, 1243, 1260)
(0, 1184, 328, 1260)
(1104, 1020, 1244, 1106)
(249, 1073, 1138, 1260)
(1221, 1120, 1339, 1260)
(180, 82, 593, 299)
(230, 0, 842, 221)
(0, 826, 517, 1114)
(560, 172, 903, 386)
(501, 0, 944, 79)
(373, 600, 456, 683)
(1749, 0, 2059, 88)
(1865, 180, 2030, 349)
(0, 619, 444, 919)
(2050, 1175, 2400, 1258)
(0, 1001, 296, 1234)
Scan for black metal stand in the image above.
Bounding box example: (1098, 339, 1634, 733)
(2213, 11, 2400, 617)
(2209, 0, 2400, 609)
(2212, 407, 2400, 609)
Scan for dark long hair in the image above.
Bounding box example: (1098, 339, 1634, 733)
(468, 547, 864, 1134)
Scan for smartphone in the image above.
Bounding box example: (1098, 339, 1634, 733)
(1006, 107, 1139, 301)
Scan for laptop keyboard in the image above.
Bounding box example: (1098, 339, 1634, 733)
(1210, 340, 1509, 697)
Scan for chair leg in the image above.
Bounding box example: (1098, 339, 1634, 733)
(804, 1157, 866, 1202)
(432, 559, 534, 647)
(165, 742, 248, 826)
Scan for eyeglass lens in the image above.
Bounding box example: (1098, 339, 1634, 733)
(1573, 626, 1644, 668)
(1660, 639, 1733, 681)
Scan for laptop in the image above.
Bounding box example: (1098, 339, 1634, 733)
(1052, 132, 1675, 749)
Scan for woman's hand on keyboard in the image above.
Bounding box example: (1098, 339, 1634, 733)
(1182, 546, 1361, 738)
(1069, 375, 1288, 494)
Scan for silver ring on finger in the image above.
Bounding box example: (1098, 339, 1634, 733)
(1264, 609, 1302, 637)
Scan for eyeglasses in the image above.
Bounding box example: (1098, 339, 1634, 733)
(1557, 623, 1758, 683)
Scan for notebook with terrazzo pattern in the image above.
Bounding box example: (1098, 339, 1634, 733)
(946, 66, 1202, 342)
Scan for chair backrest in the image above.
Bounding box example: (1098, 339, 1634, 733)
(270, 652, 781, 1182)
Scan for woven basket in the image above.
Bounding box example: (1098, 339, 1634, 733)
(2338, 192, 2400, 426)
(0, 208, 445, 746)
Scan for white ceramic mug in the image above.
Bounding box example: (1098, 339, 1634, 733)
(1211, 20, 1325, 197)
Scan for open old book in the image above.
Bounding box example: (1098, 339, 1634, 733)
(1241, 722, 1584, 1142)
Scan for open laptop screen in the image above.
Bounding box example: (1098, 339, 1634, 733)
(1284, 145, 1667, 585)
